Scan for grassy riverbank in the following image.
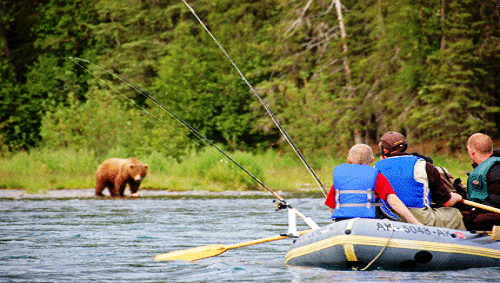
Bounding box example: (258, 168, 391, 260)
(0, 147, 472, 194)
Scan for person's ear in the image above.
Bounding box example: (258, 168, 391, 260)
(368, 156, 374, 164)
(380, 148, 390, 159)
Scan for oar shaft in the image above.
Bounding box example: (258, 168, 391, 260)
(461, 199, 500, 214)
(227, 230, 311, 250)
(153, 230, 312, 261)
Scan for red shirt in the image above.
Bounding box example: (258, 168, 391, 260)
(324, 172, 396, 209)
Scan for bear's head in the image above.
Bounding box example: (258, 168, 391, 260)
(128, 163, 148, 183)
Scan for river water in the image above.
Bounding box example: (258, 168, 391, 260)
(1, 193, 499, 282)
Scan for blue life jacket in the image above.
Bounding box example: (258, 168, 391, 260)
(467, 157, 500, 203)
(330, 163, 380, 219)
(375, 155, 429, 208)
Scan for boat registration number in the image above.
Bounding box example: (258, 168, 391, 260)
(376, 222, 454, 237)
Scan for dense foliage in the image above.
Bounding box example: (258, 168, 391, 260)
(1, 0, 499, 160)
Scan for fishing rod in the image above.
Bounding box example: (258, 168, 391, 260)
(181, 0, 328, 198)
(69, 57, 318, 229)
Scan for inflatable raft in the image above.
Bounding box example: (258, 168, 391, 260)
(285, 218, 500, 270)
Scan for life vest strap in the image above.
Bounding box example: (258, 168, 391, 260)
(336, 189, 375, 208)
(337, 190, 375, 194)
(337, 203, 382, 208)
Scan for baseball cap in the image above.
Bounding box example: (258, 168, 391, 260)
(380, 131, 407, 152)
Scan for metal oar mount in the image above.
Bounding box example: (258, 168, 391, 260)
(153, 230, 311, 261)
(153, 202, 317, 261)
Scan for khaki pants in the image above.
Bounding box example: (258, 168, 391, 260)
(396, 206, 466, 230)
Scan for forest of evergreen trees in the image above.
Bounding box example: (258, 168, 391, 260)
(1, 0, 499, 159)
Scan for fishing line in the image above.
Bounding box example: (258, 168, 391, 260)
(69, 57, 265, 191)
(70, 57, 320, 229)
(69, 57, 206, 150)
(69, 57, 292, 205)
(69, 58, 256, 189)
(182, 0, 328, 197)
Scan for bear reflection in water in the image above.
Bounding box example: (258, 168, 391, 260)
(95, 158, 148, 197)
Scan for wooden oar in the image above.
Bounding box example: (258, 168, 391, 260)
(461, 199, 500, 214)
(153, 229, 311, 261)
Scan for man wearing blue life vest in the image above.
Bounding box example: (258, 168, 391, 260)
(325, 144, 422, 225)
(462, 133, 500, 231)
(375, 132, 466, 230)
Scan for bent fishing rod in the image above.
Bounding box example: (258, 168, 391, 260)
(182, 0, 328, 197)
(69, 57, 318, 229)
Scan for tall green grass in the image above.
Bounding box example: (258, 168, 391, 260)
(0, 147, 473, 194)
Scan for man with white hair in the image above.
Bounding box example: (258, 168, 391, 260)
(325, 143, 421, 225)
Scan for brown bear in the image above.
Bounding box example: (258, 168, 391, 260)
(95, 158, 148, 197)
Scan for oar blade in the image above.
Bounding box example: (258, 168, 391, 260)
(153, 244, 228, 261)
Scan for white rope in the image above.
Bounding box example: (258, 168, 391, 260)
(360, 220, 394, 271)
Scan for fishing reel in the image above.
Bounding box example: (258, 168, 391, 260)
(273, 200, 291, 211)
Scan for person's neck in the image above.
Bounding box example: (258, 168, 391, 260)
(476, 153, 493, 165)
(387, 151, 409, 157)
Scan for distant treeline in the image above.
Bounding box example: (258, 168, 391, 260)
(1, 0, 499, 160)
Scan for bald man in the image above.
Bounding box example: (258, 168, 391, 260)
(463, 133, 500, 231)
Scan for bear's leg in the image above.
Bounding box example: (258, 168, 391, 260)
(129, 181, 140, 194)
(108, 180, 122, 197)
(129, 181, 141, 197)
(95, 177, 107, 197)
(119, 180, 133, 197)
(119, 184, 126, 197)
(112, 180, 127, 197)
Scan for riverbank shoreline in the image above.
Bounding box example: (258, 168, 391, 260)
(0, 188, 322, 199)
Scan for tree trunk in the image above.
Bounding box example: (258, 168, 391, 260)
(334, 0, 352, 88)
(353, 128, 363, 144)
(334, 0, 360, 143)
(377, 0, 386, 36)
(440, 0, 446, 50)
